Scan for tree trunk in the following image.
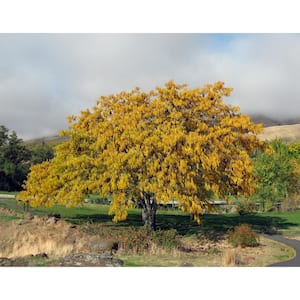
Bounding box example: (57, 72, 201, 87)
(140, 193, 157, 231)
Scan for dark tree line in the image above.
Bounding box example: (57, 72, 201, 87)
(0, 125, 54, 191)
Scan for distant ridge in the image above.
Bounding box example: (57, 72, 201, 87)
(250, 114, 300, 128)
(258, 123, 300, 143)
(249, 114, 282, 127)
(250, 114, 300, 142)
(24, 115, 300, 145)
(24, 135, 69, 146)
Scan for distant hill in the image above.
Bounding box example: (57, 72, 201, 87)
(250, 114, 300, 128)
(248, 114, 300, 142)
(258, 123, 300, 143)
(24, 135, 69, 146)
(24, 114, 300, 146)
(249, 114, 282, 127)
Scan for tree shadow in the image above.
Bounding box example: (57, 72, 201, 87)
(66, 210, 296, 241)
(65, 212, 143, 227)
(156, 213, 296, 240)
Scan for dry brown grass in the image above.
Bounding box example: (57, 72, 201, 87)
(121, 235, 295, 267)
(221, 249, 241, 266)
(0, 217, 89, 258)
(258, 123, 300, 142)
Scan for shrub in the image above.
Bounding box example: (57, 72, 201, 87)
(116, 228, 180, 254)
(121, 227, 152, 254)
(150, 229, 179, 251)
(228, 224, 259, 248)
(237, 200, 257, 215)
(82, 223, 180, 255)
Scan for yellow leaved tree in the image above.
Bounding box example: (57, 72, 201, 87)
(18, 81, 266, 230)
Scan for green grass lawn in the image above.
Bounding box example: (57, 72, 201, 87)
(1, 195, 300, 236)
(0, 211, 22, 221)
(260, 210, 300, 234)
(0, 191, 18, 195)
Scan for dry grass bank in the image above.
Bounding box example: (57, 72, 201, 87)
(258, 123, 300, 142)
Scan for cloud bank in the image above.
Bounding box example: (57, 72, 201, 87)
(1, 33, 300, 139)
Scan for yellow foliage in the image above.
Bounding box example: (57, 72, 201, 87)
(17, 81, 266, 224)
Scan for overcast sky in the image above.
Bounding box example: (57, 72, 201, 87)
(1, 33, 300, 140)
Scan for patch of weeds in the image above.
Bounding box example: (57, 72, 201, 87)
(121, 259, 144, 267)
(150, 229, 180, 251)
(207, 247, 220, 255)
(122, 228, 180, 254)
(0, 212, 22, 222)
(273, 254, 291, 261)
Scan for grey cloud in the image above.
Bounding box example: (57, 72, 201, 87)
(221, 34, 300, 119)
(1, 33, 300, 139)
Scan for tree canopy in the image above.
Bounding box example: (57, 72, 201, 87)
(28, 142, 54, 165)
(252, 139, 300, 211)
(252, 139, 292, 210)
(18, 81, 266, 230)
(0, 125, 55, 191)
(0, 125, 31, 191)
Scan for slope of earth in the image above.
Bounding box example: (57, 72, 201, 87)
(258, 123, 300, 142)
(24, 134, 69, 147)
(0, 208, 123, 266)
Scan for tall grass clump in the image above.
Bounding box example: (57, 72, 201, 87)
(222, 249, 241, 266)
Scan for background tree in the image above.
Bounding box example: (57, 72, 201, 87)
(18, 81, 266, 230)
(252, 139, 292, 211)
(29, 142, 54, 165)
(284, 142, 300, 210)
(0, 126, 31, 191)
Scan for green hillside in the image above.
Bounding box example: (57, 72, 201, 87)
(24, 135, 69, 146)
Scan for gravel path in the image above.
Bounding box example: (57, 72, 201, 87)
(264, 234, 300, 267)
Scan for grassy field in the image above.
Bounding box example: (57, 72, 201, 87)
(1, 195, 300, 234)
(0, 191, 18, 195)
(0, 211, 22, 221)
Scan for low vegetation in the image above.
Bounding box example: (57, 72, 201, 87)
(228, 224, 259, 248)
(0, 196, 298, 266)
(0, 125, 54, 192)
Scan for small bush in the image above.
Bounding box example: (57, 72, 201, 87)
(124, 228, 180, 254)
(82, 223, 180, 255)
(237, 200, 257, 215)
(150, 229, 179, 251)
(121, 227, 152, 254)
(228, 224, 259, 248)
